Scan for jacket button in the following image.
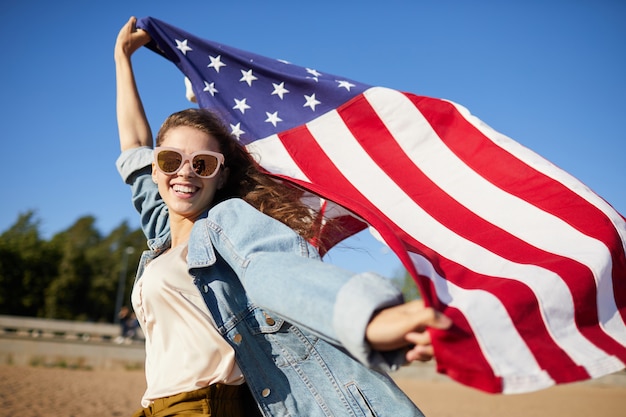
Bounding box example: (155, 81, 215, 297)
(265, 316, 275, 326)
(202, 285, 209, 293)
(233, 333, 242, 344)
(261, 388, 271, 397)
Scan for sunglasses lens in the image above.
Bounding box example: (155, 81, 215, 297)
(157, 150, 183, 173)
(193, 154, 220, 177)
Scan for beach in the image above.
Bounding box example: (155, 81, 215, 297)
(2, 363, 625, 417)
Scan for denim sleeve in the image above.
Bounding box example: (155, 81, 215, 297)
(205, 198, 407, 371)
(115, 147, 170, 242)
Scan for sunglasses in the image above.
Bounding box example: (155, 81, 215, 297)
(154, 147, 225, 178)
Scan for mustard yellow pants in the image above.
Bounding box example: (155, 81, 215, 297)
(131, 384, 262, 417)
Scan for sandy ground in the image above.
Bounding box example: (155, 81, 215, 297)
(1, 364, 625, 417)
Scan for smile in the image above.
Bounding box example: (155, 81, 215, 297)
(173, 184, 198, 194)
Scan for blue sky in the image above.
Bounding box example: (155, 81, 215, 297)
(1, 1, 624, 279)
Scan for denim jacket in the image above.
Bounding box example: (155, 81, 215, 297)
(117, 147, 424, 417)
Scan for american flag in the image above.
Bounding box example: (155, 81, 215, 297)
(137, 16, 626, 394)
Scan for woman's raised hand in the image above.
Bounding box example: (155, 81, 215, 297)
(115, 16, 151, 60)
(114, 16, 154, 151)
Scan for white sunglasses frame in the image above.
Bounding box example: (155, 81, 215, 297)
(154, 146, 225, 178)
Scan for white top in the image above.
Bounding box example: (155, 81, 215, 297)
(132, 243, 244, 407)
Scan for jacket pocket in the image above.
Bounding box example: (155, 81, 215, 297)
(346, 382, 378, 417)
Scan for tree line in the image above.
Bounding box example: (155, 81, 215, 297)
(0, 211, 146, 323)
(0, 211, 419, 323)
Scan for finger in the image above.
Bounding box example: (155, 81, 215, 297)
(403, 301, 451, 328)
(406, 343, 434, 362)
(404, 331, 434, 362)
(424, 311, 453, 330)
(135, 29, 152, 44)
(404, 308, 452, 335)
(405, 331, 431, 346)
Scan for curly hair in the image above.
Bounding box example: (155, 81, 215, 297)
(155, 108, 321, 242)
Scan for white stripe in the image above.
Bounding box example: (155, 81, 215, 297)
(366, 87, 610, 275)
(245, 134, 310, 182)
(245, 135, 360, 223)
(303, 93, 622, 375)
(452, 100, 626, 342)
(245, 94, 625, 380)
(410, 253, 554, 394)
(455, 100, 626, 258)
(364, 87, 626, 347)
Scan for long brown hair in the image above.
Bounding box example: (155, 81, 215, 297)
(155, 108, 320, 241)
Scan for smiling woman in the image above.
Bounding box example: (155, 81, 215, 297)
(114, 16, 451, 417)
(149, 122, 229, 238)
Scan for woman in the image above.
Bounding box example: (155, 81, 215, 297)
(115, 16, 452, 417)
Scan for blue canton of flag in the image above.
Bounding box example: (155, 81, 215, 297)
(139, 17, 369, 145)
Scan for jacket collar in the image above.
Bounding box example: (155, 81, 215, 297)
(145, 210, 217, 269)
(187, 214, 217, 269)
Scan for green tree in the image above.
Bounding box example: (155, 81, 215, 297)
(0, 211, 146, 322)
(0, 211, 58, 317)
(86, 222, 145, 322)
(46, 216, 101, 320)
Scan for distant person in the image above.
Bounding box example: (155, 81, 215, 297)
(116, 305, 138, 344)
(115, 16, 452, 417)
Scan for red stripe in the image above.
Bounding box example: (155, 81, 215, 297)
(274, 125, 420, 280)
(274, 123, 506, 390)
(271, 93, 626, 389)
(337, 95, 593, 379)
(409, 94, 626, 359)
(411, 94, 626, 320)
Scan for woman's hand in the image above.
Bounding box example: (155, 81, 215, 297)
(114, 16, 151, 61)
(365, 299, 452, 362)
(114, 16, 154, 151)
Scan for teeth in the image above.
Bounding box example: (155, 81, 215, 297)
(173, 184, 196, 194)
